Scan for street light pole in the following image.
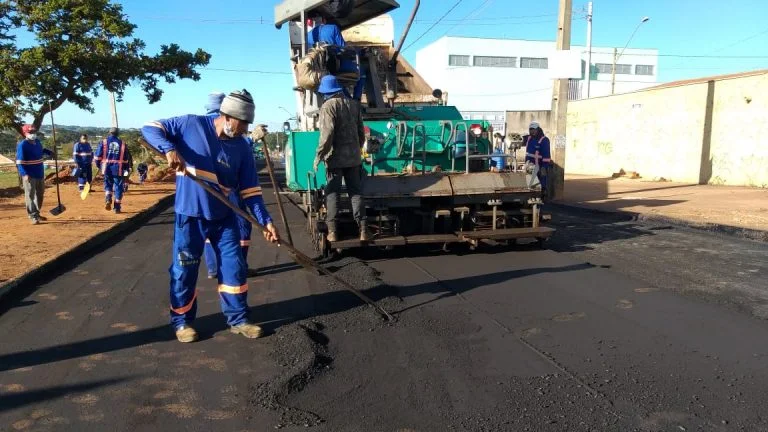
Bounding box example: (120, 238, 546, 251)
(550, 0, 572, 201)
(585, 1, 593, 98)
(611, 16, 650, 95)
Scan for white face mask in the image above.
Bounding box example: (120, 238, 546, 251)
(26, 133, 37, 140)
(223, 120, 236, 138)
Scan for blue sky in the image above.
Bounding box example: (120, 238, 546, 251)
(39, 0, 768, 128)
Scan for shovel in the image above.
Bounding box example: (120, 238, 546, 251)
(137, 138, 394, 321)
(80, 181, 91, 200)
(48, 101, 65, 216)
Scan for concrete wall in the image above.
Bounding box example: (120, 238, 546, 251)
(707, 74, 768, 187)
(505, 111, 554, 136)
(566, 71, 768, 187)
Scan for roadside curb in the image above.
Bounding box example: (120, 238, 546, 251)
(551, 202, 768, 243)
(0, 193, 176, 305)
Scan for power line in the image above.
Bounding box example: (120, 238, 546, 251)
(438, 0, 497, 38)
(402, 0, 464, 53)
(414, 13, 557, 22)
(203, 67, 291, 75)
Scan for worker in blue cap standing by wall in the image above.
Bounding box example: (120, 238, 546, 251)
(94, 127, 131, 213)
(142, 89, 280, 343)
(313, 75, 369, 242)
(524, 121, 551, 196)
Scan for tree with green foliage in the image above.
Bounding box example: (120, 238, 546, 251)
(0, 0, 211, 135)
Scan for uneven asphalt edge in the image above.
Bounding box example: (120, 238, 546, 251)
(551, 201, 768, 242)
(0, 193, 176, 305)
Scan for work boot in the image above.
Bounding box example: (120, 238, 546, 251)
(175, 325, 198, 343)
(230, 322, 263, 339)
(359, 222, 371, 242)
(114, 205, 121, 214)
(105, 200, 112, 211)
(31, 218, 40, 225)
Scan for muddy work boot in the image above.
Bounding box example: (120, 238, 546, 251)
(230, 322, 263, 339)
(175, 325, 198, 343)
(104, 199, 112, 211)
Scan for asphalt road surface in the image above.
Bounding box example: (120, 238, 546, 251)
(1, 169, 767, 432)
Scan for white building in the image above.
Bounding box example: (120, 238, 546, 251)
(415, 36, 658, 132)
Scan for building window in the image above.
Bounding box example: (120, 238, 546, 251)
(595, 63, 632, 74)
(448, 55, 470, 67)
(636, 64, 654, 75)
(520, 57, 548, 69)
(473, 56, 517, 68)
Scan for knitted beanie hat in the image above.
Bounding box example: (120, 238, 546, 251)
(220, 90, 255, 124)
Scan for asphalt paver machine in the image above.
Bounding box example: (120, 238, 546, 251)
(273, 0, 554, 256)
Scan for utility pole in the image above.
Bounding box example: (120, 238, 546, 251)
(109, 92, 119, 128)
(611, 47, 617, 95)
(550, 0, 572, 201)
(585, 2, 593, 98)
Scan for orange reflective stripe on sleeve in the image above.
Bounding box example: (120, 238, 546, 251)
(240, 186, 262, 199)
(218, 284, 248, 295)
(170, 291, 197, 314)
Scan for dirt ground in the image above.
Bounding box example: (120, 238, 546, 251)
(0, 172, 175, 285)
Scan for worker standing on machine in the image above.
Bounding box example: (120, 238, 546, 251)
(524, 121, 551, 196)
(307, 14, 364, 101)
(313, 75, 370, 242)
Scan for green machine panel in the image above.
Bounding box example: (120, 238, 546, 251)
(284, 114, 492, 192)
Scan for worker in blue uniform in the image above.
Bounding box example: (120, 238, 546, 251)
(307, 14, 362, 99)
(200, 92, 257, 278)
(202, 92, 227, 278)
(307, 14, 345, 47)
(524, 121, 551, 195)
(16, 124, 53, 224)
(72, 134, 93, 192)
(141, 89, 279, 343)
(137, 163, 148, 184)
(93, 127, 131, 213)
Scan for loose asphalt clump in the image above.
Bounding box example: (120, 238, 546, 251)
(249, 321, 331, 428)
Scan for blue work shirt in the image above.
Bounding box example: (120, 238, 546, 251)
(15, 138, 53, 179)
(141, 114, 272, 224)
(307, 23, 345, 47)
(94, 136, 131, 176)
(524, 135, 551, 167)
(73, 141, 94, 167)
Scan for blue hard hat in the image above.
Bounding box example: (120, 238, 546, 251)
(317, 75, 344, 95)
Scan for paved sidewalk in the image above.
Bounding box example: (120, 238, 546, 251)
(561, 174, 768, 239)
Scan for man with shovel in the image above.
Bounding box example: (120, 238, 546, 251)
(15, 124, 53, 224)
(141, 89, 280, 343)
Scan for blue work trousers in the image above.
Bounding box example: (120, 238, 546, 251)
(104, 174, 125, 209)
(169, 213, 249, 329)
(77, 165, 92, 190)
(203, 214, 252, 276)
